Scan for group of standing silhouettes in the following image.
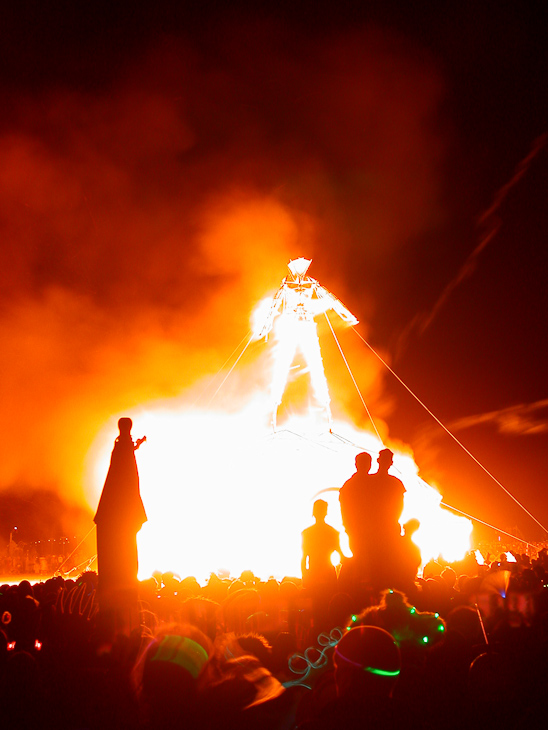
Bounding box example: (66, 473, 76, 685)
(94, 420, 421, 629)
(302, 448, 422, 600)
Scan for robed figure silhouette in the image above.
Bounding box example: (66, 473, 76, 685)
(94, 418, 147, 613)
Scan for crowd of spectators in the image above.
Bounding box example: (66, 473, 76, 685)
(2, 546, 548, 729)
(0, 536, 81, 576)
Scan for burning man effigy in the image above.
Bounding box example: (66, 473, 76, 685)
(256, 258, 358, 429)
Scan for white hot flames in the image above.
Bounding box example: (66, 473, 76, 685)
(86, 286, 473, 582)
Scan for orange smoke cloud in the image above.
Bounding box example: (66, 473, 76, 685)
(0, 25, 447, 533)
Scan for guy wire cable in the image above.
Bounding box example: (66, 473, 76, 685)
(324, 312, 384, 444)
(205, 331, 255, 407)
(352, 326, 548, 536)
(439, 500, 537, 549)
(314, 484, 536, 549)
(190, 330, 253, 407)
(54, 524, 96, 576)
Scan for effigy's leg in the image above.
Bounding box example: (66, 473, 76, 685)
(300, 321, 332, 429)
(270, 317, 298, 428)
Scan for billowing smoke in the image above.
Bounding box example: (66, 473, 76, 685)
(0, 23, 447, 530)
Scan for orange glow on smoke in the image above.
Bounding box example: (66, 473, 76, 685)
(0, 29, 451, 559)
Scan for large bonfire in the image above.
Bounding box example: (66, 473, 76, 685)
(87, 260, 473, 582)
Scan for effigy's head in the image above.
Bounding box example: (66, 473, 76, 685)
(287, 258, 312, 280)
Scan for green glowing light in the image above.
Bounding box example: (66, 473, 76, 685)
(364, 666, 400, 677)
(437, 624, 445, 632)
(422, 636, 429, 644)
(351, 614, 357, 622)
(410, 607, 416, 614)
(434, 613, 439, 618)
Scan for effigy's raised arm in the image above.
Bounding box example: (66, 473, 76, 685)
(315, 283, 359, 325)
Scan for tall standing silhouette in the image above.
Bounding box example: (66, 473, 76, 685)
(302, 499, 342, 632)
(367, 449, 406, 589)
(94, 417, 147, 616)
(339, 452, 373, 572)
(301, 499, 341, 590)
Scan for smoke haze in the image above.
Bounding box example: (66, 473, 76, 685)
(0, 23, 448, 527)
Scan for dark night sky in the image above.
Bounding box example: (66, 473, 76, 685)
(0, 2, 547, 545)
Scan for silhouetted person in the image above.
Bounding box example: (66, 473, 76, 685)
(370, 449, 405, 540)
(94, 418, 147, 618)
(298, 626, 401, 729)
(135, 625, 211, 730)
(301, 500, 341, 590)
(302, 500, 341, 632)
(339, 452, 372, 570)
(362, 448, 406, 589)
(394, 518, 422, 595)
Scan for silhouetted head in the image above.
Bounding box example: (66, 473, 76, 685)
(236, 633, 273, 668)
(135, 625, 212, 726)
(377, 448, 394, 472)
(17, 580, 34, 599)
(468, 651, 515, 700)
(312, 499, 328, 521)
(334, 626, 400, 698)
(445, 605, 484, 644)
(118, 417, 133, 438)
(403, 518, 420, 537)
(355, 452, 372, 473)
(199, 636, 284, 715)
(441, 566, 457, 588)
